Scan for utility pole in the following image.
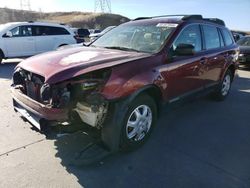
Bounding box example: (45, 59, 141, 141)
(20, 0, 31, 11)
(94, 0, 111, 13)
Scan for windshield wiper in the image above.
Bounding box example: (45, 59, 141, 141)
(104, 46, 140, 52)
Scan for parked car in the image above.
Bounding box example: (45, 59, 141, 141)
(90, 26, 116, 42)
(71, 28, 90, 43)
(88, 29, 101, 34)
(11, 15, 238, 152)
(237, 36, 250, 66)
(0, 22, 77, 64)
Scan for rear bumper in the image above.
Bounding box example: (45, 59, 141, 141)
(11, 87, 69, 129)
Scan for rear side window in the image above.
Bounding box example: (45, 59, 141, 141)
(202, 25, 220, 50)
(173, 24, 202, 52)
(221, 28, 234, 46)
(50, 27, 70, 35)
(32, 26, 70, 36)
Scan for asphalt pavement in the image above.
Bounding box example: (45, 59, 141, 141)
(0, 60, 250, 188)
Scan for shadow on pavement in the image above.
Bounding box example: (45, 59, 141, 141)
(52, 73, 250, 188)
(0, 62, 18, 80)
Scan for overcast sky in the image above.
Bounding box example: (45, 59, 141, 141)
(1, 0, 249, 31)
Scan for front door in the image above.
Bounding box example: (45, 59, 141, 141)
(3, 25, 35, 57)
(159, 24, 206, 101)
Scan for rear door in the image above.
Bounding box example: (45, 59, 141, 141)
(200, 24, 226, 87)
(159, 24, 206, 100)
(32, 26, 55, 54)
(33, 25, 72, 54)
(3, 25, 36, 57)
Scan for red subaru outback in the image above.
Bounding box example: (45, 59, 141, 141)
(11, 15, 238, 151)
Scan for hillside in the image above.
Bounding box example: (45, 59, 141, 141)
(0, 8, 130, 29)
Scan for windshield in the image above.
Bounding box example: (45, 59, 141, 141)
(0, 24, 8, 31)
(91, 23, 176, 53)
(237, 37, 250, 46)
(101, 26, 115, 34)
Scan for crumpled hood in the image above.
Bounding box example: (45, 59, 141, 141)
(17, 46, 150, 84)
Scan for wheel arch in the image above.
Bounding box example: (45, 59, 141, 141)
(0, 48, 5, 58)
(58, 44, 68, 47)
(220, 63, 236, 82)
(125, 84, 163, 115)
(227, 64, 236, 80)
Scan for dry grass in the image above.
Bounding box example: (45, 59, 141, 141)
(0, 8, 130, 29)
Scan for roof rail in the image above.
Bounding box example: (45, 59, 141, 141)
(133, 14, 203, 21)
(133, 17, 151, 21)
(182, 15, 203, 20)
(153, 14, 202, 19)
(133, 14, 226, 26)
(203, 18, 225, 26)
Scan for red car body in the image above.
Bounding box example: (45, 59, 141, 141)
(11, 15, 238, 151)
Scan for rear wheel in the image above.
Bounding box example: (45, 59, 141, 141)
(213, 70, 232, 101)
(0, 53, 3, 64)
(120, 94, 157, 150)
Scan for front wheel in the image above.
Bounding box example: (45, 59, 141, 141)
(213, 70, 232, 101)
(120, 94, 157, 150)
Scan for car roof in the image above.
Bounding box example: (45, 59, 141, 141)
(127, 15, 226, 28)
(1, 21, 70, 28)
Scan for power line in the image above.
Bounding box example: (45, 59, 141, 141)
(20, 0, 31, 11)
(94, 0, 111, 13)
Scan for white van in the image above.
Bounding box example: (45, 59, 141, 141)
(0, 22, 77, 63)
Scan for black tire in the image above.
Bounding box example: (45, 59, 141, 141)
(120, 94, 157, 151)
(213, 70, 232, 101)
(0, 53, 3, 64)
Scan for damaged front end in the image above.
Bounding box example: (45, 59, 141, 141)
(11, 67, 111, 130)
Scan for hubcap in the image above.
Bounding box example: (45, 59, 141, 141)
(221, 74, 231, 96)
(126, 105, 152, 141)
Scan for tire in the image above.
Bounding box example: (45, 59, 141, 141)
(213, 70, 232, 101)
(120, 94, 157, 151)
(0, 53, 3, 64)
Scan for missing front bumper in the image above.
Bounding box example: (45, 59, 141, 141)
(11, 87, 69, 130)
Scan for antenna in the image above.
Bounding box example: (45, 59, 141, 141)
(94, 0, 111, 13)
(20, 0, 31, 11)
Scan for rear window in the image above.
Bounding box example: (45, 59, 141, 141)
(221, 28, 234, 46)
(202, 25, 220, 50)
(32, 26, 70, 36)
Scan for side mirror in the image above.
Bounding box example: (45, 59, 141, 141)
(4, 31, 13, 38)
(174, 43, 195, 56)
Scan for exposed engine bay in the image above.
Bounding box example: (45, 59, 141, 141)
(12, 68, 111, 129)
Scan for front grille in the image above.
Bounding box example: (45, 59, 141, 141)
(13, 69, 45, 102)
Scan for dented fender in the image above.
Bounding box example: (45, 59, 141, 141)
(100, 55, 167, 101)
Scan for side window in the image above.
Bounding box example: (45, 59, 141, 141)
(173, 25, 202, 52)
(203, 25, 220, 50)
(32, 26, 70, 36)
(32, 26, 49, 36)
(221, 28, 234, 46)
(218, 29, 225, 47)
(50, 27, 70, 35)
(10, 26, 32, 37)
(10, 26, 20, 37)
